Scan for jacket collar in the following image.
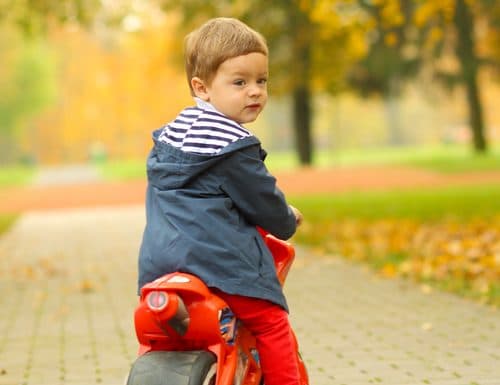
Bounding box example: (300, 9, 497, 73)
(194, 97, 220, 113)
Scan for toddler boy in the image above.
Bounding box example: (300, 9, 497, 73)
(138, 17, 303, 385)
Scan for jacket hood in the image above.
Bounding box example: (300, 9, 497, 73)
(147, 129, 262, 190)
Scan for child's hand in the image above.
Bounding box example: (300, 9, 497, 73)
(289, 205, 303, 226)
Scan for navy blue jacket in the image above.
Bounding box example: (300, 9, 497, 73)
(138, 130, 297, 310)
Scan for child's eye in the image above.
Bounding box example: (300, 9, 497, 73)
(233, 80, 245, 86)
(257, 78, 268, 85)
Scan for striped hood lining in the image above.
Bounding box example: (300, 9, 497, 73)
(158, 100, 252, 155)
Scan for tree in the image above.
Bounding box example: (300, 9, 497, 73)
(405, 0, 496, 153)
(452, 0, 486, 151)
(347, 0, 499, 153)
(347, 0, 422, 145)
(0, 0, 101, 163)
(0, 26, 56, 163)
(4, 0, 500, 158)
(0, 0, 100, 36)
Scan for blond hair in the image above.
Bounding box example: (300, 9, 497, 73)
(184, 17, 268, 95)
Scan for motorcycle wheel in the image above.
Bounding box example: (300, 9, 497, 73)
(126, 350, 216, 385)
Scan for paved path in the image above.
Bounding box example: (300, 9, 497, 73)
(32, 164, 103, 186)
(0, 207, 499, 385)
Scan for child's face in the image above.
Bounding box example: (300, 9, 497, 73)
(197, 52, 268, 124)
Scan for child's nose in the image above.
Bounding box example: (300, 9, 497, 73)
(249, 83, 263, 97)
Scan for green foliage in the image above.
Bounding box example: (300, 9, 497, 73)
(4, 41, 56, 125)
(0, 0, 101, 36)
(0, 24, 57, 162)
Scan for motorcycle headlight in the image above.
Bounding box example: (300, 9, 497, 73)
(146, 290, 169, 312)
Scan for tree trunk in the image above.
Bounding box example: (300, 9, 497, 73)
(384, 77, 404, 146)
(454, 0, 487, 152)
(289, 5, 314, 165)
(292, 85, 313, 164)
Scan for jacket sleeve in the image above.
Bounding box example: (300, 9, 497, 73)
(218, 145, 297, 240)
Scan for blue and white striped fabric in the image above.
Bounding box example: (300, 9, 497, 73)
(157, 99, 252, 155)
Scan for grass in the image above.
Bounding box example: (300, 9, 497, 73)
(0, 214, 17, 238)
(0, 165, 36, 187)
(98, 159, 146, 181)
(290, 185, 500, 306)
(0, 166, 34, 237)
(97, 144, 500, 180)
(272, 144, 500, 172)
(394, 145, 500, 173)
(289, 184, 500, 222)
(0, 165, 25, 234)
(0, 165, 33, 239)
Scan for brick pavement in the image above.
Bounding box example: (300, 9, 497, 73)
(0, 206, 499, 385)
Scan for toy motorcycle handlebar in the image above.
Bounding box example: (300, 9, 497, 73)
(257, 226, 296, 285)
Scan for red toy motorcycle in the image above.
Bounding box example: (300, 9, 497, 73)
(126, 230, 309, 385)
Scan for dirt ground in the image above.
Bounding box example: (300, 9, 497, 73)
(1, 165, 500, 214)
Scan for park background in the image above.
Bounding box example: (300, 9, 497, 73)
(1, 0, 500, 305)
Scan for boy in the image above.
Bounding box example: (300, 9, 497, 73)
(138, 17, 303, 385)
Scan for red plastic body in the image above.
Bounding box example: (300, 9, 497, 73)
(134, 230, 309, 385)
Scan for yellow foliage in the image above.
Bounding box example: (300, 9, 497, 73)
(380, 263, 397, 278)
(299, 0, 312, 12)
(79, 278, 96, 293)
(379, 0, 405, 28)
(413, 0, 455, 27)
(428, 26, 444, 44)
(301, 216, 500, 304)
(24, 17, 192, 163)
(384, 32, 398, 47)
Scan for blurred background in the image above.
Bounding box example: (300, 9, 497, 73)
(1, 0, 500, 306)
(1, 0, 500, 174)
(2, 4, 500, 384)
(2, 7, 500, 383)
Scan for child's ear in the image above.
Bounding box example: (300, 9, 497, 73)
(191, 77, 209, 101)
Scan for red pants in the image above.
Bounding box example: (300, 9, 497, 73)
(215, 291, 301, 385)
